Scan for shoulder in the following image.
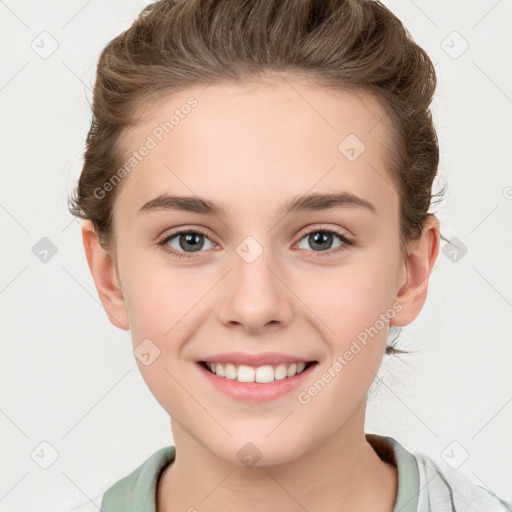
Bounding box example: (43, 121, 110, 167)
(413, 451, 512, 512)
(101, 446, 176, 512)
(67, 446, 176, 512)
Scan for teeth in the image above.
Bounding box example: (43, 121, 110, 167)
(205, 361, 308, 383)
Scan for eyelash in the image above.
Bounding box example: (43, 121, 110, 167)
(156, 225, 354, 260)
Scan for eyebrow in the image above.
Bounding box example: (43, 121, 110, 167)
(137, 191, 376, 218)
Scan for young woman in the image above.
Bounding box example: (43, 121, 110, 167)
(68, 0, 511, 510)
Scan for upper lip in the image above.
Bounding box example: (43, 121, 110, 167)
(198, 352, 317, 366)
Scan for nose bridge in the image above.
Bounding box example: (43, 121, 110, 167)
(233, 232, 281, 301)
(217, 231, 293, 329)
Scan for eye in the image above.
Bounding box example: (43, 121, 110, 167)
(296, 225, 354, 258)
(156, 229, 215, 259)
(156, 225, 354, 260)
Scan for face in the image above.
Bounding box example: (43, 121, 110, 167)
(88, 77, 419, 466)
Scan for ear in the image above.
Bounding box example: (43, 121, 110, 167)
(81, 220, 130, 331)
(390, 215, 440, 327)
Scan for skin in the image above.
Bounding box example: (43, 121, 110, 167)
(82, 75, 440, 512)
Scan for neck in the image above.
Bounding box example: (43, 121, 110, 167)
(157, 402, 398, 512)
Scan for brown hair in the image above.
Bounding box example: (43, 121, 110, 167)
(68, 0, 445, 356)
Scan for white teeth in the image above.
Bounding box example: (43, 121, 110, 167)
(224, 363, 237, 380)
(205, 361, 310, 383)
(256, 365, 275, 383)
(238, 365, 256, 382)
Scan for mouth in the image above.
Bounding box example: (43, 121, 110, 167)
(197, 360, 318, 384)
(196, 359, 319, 402)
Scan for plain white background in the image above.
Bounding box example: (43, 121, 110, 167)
(0, 1, 511, 511)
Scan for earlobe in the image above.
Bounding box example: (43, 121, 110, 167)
(390, 215, 441, 327)
(81, 220, 130, 331)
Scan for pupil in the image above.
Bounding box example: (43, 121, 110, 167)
(310, 232, 332, 251)
(180, 233, 203, 252)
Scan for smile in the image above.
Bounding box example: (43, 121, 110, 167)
(201, 360, 317, 383)
(196, 360, 319, 402)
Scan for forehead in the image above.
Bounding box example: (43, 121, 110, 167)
(116, 78, 398, 223)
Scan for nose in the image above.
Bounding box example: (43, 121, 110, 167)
(216, 246, 294, 333)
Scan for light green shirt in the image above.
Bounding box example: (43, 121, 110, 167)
(94, 433, 511, 511)
(69, 433, 510, 511)
(100, 433, 421, 512)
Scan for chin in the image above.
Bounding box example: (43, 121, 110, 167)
(207, 436, 304, 469)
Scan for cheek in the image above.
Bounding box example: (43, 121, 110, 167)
(122, 258, 192, 338)
(301, 260, 395, 335)
(294, 258, 395, 394)
(124, 269, 193, 412)
(125, 284, 171, 340)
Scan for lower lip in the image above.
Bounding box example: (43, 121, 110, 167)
(196, 362, 318, 403)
